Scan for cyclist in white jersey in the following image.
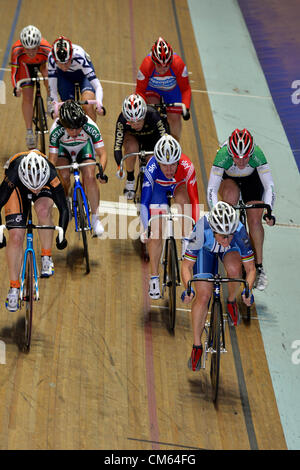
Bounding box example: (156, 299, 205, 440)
(49, 100, 107, 237)
(48, 36, 104, 122)
(207, 128, 276, 290)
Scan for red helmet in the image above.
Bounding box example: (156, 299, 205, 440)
(52, 36, 73, 63)
(227, 128, 254, 159)
(151, 37, 173, 66)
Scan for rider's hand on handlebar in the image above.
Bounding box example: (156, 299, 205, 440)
(56, 235, 68, 250)
(13, 87, 21, 97)
(116, 166, 125, 180)
(182, 108, 190, 121)
(242, 288, 254, 307)
(96, 102, 105, 115)
(181, 288, 195, 303)
(263, 212, 276, 226)
(0, 235, 6, 249)
(140, 230, 151, 244)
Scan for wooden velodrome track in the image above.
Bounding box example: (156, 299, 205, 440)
(0, 0, 287, 450)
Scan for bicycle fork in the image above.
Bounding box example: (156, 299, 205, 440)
(20, 235, 40, 303)
(72, 176, 91, 232)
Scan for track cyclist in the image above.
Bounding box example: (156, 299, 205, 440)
(181, 201, 256, 371)
(207, 128, 276, 291)
(0, 151, 69, 312)
(135, 37, 191, 141)
(114, 93, 168, 199)
(48, 100, 107, 237)
(48, 36, 104, 122)
(11, 25, 52, 149)
(140, 134, 200, 299)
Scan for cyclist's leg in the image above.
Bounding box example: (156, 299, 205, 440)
(81, 89, 96, 122)
(123, 133, 139, 198)
(219, 177, 240, 205)
(4, 193, 28, 308)
(57, 147, 71, 196)
(163, 86, 183, 141)
(22, 85, 35, 130)
(222, 250, 242, 301)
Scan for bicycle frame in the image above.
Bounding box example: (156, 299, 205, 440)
(187, 274, 250, 369)
(147, 193, 195, 297)
(55, 159, 95, 233)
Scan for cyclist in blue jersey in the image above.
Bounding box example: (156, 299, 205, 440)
(48, 36, 104, 122)
(181, 201, 256, 371)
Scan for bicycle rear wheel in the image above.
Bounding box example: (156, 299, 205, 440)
(36, 96, 47, 154)
(167, 237, 177, 331)
(76, 187, 90, 274)
(23, 252, 34, 353)
(209, 300, 221, 402)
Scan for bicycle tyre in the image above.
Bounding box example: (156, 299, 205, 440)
(23, 251, 34, 353)
(76, 187, 90, 274)
(209, 300, 221, 402)
(167, 237, 177, 331)
(37, 96, 47, 154)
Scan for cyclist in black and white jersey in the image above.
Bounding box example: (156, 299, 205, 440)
(49, 100, 107, 237)
(207, 128, 276, 290)
(48, 36, 104, 122)
(114, 93, 168, 199)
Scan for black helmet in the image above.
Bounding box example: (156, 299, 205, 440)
(59, 100, 88, 129)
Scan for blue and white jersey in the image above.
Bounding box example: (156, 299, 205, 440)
(48, 44, 103, 104)
(184, 215, 254, 263)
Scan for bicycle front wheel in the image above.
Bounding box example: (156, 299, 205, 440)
(167, 237, 178, 331)
(209, 300, 221, 402)
(23, 251, 34, 353)
(36, 96, 47, 154)
(76, 187, 90, 274)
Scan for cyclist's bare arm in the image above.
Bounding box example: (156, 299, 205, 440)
(95, 146, 107, 181)
(181, 257, 196, 303)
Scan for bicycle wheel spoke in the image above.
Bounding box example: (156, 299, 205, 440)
(76, 188, 90, 274)
(210, 301, 221, 402)
(23, 252, 34, 353)
(167, 238, 177, 331)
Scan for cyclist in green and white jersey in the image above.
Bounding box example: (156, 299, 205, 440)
(49, 100, 107, 237)
(207, 128, 276, 290)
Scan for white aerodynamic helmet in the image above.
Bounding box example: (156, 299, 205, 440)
(122, 94, 147, 122)
(154, 134, 181, 165)
(208, 201, 240, 235)
(20, 25, 42, 49)
(18, 151, 50, 191)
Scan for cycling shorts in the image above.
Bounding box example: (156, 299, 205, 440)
(145, 87, 183, 114)
(56, 69, 95, 101)
(223, 169, 264, 203)
(15, 63, 45, 89)
(58, 140, 95, 163)
(125, 130, 158, 153)
(5, 186, 53, 227)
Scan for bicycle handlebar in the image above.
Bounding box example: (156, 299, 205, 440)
(0, 224, 64, 244)
(233, 202, 275, 224)
(152, 101, 188, 119)
(118, 150, 153, 176)
(56, 161, 108, 183)
(15, 76, 48, 92)
(187, 275, 250, 298)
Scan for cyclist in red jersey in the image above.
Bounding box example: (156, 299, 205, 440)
(136, 37, 191, 142)
(10, 25, 51, 149)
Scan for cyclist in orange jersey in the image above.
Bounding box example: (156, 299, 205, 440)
(11, 25, 52, 149)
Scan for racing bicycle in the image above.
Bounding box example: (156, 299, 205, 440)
(187, 274, 250, 402)
(0, 193, 63, 353)
(147, 192, 195, 331)
(16, 66, 49, 154)
(56, 159, 107, 274)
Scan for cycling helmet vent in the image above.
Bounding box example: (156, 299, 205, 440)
(18, 151, 50, 191)
(20, 25, 41, 49)
(208, 201, 240, 235)
(52, 36, 73, 63)
(154, 134, 181, 165)
(58, 100, 88, 129)
(227, 128, 254, 159)
(151, 37, 173, 66)
(122, 94, 147, 122)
